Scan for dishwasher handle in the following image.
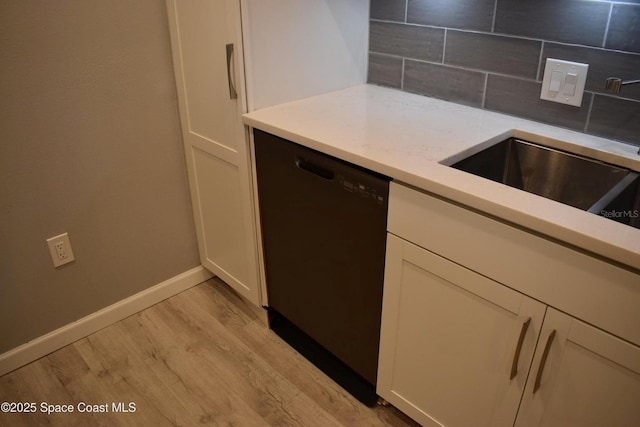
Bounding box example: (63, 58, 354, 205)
(296, 157, 335, 180)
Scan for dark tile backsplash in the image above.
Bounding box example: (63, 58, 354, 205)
(607, 5, 640, 53)
(445, 31, 541, 79)
(369, 21, 444, 61)
(404, 60, 485, 107)
(368, 0, 640, 147)
(407, 0, 495, 32)
(368, 53, 403, 89)
(494, 0, 610, 47)
(589, 96, 640, 144)
(370, 0, 406, 22)
(485, 75, 593, 132)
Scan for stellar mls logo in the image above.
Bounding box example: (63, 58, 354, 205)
(600, 209, 640, 219)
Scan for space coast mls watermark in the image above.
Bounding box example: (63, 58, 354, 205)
(1, 401, 137, 414)
(600, 209, 640, 219)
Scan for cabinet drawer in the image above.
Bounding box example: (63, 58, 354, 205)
(388, 182, 640, 346)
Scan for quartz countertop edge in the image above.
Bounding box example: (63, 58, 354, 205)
(243, 84, 640, 272)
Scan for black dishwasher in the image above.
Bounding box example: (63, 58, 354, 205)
(254, 130, 389, 406)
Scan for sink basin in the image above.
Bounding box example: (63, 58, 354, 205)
(450, 137, 638, 223)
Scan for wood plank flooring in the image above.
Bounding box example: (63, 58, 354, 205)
(0, 278, 419, 426)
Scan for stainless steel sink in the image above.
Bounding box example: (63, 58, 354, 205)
(450, 137, 639, 227)
(595, 174, 640, 229)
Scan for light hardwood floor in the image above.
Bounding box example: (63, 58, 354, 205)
(0, 278, 419, 426)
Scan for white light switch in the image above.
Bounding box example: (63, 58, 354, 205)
(563, 72, 578, 96)
(549, 71, 563, 92)
(540, 58, 588, 107)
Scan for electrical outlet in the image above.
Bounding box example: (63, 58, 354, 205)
(46, 233, 75, 267)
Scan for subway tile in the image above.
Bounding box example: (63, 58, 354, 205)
(370, 0, 406, 22)
(606, 5, 640, 54)
(495, 0, 609, 47)
(369, 21, 444, 61)
(542, 44, 640, 101)
(588, 96, 640, 146)
(445, 31, 541, 79)
(485, 74, 590, 131)
(403, 60, 485, 107)
(407, 0, 494, 32)
(368, 53, 403, 89)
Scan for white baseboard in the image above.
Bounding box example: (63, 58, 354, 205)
(0, 266, 213, 376)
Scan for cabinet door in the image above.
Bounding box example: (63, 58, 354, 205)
(166, 0, 260, 305)
(516, 308, 640, 427)
(378, 234, 546, 427)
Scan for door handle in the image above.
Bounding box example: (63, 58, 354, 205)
(510, 317, 531, 380)
(533, 329, 556, 394)
(226, 43, 238, 100)
(295, 158, 335, 180)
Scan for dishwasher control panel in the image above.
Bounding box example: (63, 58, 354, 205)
(338, 174, 386, 205)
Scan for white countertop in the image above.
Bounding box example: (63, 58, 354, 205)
(243, 84, 640, 271)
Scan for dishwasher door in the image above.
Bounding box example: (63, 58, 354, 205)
(254, 129, 389, 391)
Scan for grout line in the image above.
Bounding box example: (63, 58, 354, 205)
(442, 29, 447, 64)
(404, 0, 408, 23)
(584, 92, 595, 133)
(482, 73, 489, 109)
(537, 41, 546, 81)
(603, 3, 614, 48)
(492, 0, 498, 32)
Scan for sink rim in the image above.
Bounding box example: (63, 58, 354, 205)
(440, 129, 640, 173)
(447, 136, 639, 228)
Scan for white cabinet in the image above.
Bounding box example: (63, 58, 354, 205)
(379, 182, 640, 427)
(379, 234, 546, 427)
(165, 0, 369, 307)
(516, 309, 640, 427)
(166, 0, 260, 304)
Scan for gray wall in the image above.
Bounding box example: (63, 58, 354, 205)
(0, 0, 200, 353)
(368, 0, 640, 147)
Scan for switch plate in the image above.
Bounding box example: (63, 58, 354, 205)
(540, 58, 588, 107)
(46, 232, 75, 267)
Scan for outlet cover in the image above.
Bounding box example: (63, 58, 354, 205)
(540, 58, 588, 107)
(46, 232, 75, 267)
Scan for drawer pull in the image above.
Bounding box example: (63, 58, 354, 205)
(510, 317, 531, 380)
(533, 329, 556, 394)
(226, 43, 238, 100)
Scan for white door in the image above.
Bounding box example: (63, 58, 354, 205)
(516, 308, 640, 427)
(378, 234, 546, 427)
(166, 0, 260, 305)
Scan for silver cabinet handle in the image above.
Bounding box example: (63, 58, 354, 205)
(510, 317, 531, 380)
(226, 43, 237, 100)
(533, 329, 556, 394)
